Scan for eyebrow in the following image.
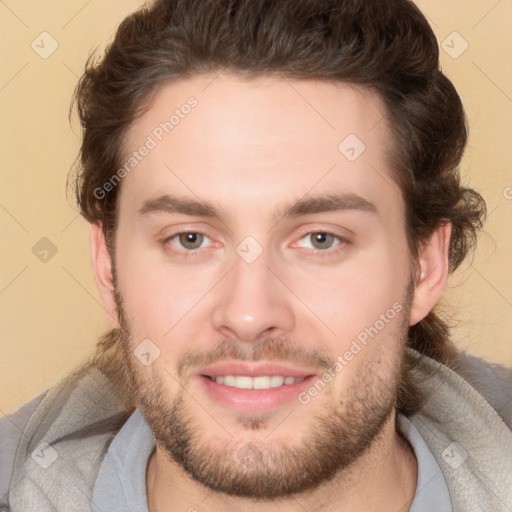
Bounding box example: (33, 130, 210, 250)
(137, 192, 377, 222)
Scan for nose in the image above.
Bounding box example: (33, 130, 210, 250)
(210, 249, 296, 343)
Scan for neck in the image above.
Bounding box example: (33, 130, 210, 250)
(146, 409, 418, 512)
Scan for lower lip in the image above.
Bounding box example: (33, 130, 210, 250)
(198, 375, 316, 413)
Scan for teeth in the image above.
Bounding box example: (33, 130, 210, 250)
(270, 376, 285, 388)
(212, 375, 305, 390)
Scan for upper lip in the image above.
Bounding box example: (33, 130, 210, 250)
(197, 361, 318, 378)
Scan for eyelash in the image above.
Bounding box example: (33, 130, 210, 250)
(160, 229, 349, 258)
(293, 229, 349, 255)
(160, 231, 214, 258)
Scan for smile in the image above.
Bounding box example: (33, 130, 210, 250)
(208, 375, 306, 389)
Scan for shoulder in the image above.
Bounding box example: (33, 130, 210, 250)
(0, 392, 47, 509)
(1, 363, 133, 510)
(450, 350, 512, 428)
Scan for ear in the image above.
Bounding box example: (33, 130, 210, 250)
(409, 222, 452, 326)
(90, 222, 120, 327)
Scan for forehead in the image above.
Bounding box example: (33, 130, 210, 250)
(119, 73, 400, 221)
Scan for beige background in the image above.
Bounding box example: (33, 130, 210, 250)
(1, 0, 511, 416)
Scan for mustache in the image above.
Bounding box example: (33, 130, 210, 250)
(176, 338, 335, 379)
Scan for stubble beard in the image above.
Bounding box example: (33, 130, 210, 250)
(114, 278, 412, 499)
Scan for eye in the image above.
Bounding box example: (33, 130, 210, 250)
(165, 232, 212, 251)
(295, 231, 343, 251)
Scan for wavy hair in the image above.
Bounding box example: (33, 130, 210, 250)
(70, 0, 486, 416)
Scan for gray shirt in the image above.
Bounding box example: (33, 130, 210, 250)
(90, 409, 453, 512)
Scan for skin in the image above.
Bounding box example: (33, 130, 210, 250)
(91, 73, 451, 511)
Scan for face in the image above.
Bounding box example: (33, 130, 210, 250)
(108, 74, 417, 498)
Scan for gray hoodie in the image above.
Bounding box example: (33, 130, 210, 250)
(1, 348, 511, 511)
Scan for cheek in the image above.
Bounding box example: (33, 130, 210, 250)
(113, 225, 206, 339)
(117, 255, 214, 340)
(114, 209, 411, 356)
(288, 239, 410, 345)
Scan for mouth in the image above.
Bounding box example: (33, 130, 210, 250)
(206, 374, 307, 389)
(195, 361, 318, 413)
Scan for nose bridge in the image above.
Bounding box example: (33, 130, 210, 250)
(210, 246, 295, 342)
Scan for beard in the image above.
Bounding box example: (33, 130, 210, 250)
(113, 273, 413, 500)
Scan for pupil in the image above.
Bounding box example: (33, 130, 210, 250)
(180, 233, 202, 249)
(313, 233, 332, 249)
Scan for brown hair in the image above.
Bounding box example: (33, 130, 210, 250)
(70, 0, 486, 415)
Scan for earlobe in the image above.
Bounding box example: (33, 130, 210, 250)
(409, 222, 452, 326)
(90, 222, 120, 327)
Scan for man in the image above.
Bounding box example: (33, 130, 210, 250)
(1, 0, 511, 511)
